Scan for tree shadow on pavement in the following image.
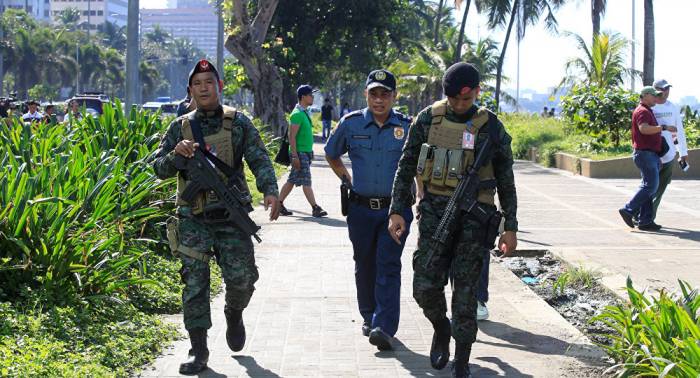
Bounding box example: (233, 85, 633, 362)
(478, 321, 606, 367)
(376, 339, 516, 377)
(296, 214, 348, 227)
(197, 367, 227, 378)
(232, 355, 282, 377)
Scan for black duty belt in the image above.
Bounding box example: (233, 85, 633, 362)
(349, 191, 391, 210)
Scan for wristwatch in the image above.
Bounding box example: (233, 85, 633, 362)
(661, 125, 667, 131)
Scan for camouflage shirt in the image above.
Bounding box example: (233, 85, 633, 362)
(151, 106, 279, 197)
(390, 105, 518, 232)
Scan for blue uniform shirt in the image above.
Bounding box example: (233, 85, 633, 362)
(324, 108, 411, 197)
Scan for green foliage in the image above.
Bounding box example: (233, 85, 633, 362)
(27, 84, 59, 102)
(557, 31, 636, 90)
(682, 106, 700, 148)
(552, 265, 602, 295)
(0, 101, 173, 304)
(560, 85, 637, 147)
(0, 300, 179, 377)
(593, 279, 700, 377)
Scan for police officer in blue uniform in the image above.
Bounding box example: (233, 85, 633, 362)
(325, 69, 416, 351)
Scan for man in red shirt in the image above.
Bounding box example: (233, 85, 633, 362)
(619, 86, 677, 231)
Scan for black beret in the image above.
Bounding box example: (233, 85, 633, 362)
(443, 62, 480, 97)
(188, 59, 220, 86)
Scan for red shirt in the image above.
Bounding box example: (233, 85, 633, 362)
(631, 103, 661, 152)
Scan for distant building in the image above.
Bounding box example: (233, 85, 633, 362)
(141, 7, 222, 58)
(2, 0, 51, 22)
(50, 0, 127, 28)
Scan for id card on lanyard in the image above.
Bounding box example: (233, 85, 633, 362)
(462, 120, 475, 149)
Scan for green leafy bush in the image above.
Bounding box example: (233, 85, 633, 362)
(0, 300, 179, 377)
(593, 279, 700, 377)
(682, 106, 700, 148)
(560, 85, 637, 148)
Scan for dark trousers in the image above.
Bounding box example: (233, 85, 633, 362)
(347, 202, 413, 337)
(623, 150, 660, 226)
(476, 248, 489, 303)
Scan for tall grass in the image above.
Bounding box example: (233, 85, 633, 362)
(593, 278, 700, 377)
(0, 101, 174, 303)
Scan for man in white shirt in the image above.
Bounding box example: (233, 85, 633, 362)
(652, 79, 689, 222)
(21, 100, 44, 123)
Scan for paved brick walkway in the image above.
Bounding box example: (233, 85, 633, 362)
(514, 161, 700, 298)
(140, 144, 606, 377)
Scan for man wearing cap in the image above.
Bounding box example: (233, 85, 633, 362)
(22, 100, 44, 123)
(388, 62, 518, 377)
(325, 69, 414, 351)
(277, 84, 328, 218)
(619, 86, 677, 231)
(650, 79, 688, 222)
(152, 59, 280, 375)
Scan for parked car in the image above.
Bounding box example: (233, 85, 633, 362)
(66, 92, 110, 115)
(142, 102, 179, 116)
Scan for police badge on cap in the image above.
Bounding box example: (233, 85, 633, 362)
(366, 69, 396, 91)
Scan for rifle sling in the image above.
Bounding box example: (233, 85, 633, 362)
(189, 111, 244, 179)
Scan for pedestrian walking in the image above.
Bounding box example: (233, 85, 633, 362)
(321, 98, 334, 141)
(151, 59, 280, 375)
(388, 62, 518, 378)
(619, 86, 677, 231)
(325, 69, 414, 351)
(650, 79, 689, 221)
(278, 84, 328, 218)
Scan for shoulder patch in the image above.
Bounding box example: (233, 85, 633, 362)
(340, 110, 363, 123)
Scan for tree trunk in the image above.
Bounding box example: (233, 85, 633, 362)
(591, 0, 601, 37)
(495, 0, 518, 111)
(642, 0, 654, 85)
(453, 0, 471, 64)
(433, 0, 445, 45)
(224, 0, 287, 136)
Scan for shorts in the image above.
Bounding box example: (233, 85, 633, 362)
(287, 151, 313, 187)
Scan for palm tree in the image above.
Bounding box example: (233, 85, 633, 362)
(453, 0, 473, 63)
(56, 8, 81, 28)
(98, 22, 127, 52)
(642, 0, 654, 85)
(556, 31, 637, 90)
(34, 28, 78, 89)
(476, 0, 566, 110)
(591, 0, 606, 37)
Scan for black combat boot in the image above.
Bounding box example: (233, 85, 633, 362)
(451, 342, 472, 378)
(225, 308, 246, 352)
(429, 317, 451, 370)
(179, 328, 209, 375)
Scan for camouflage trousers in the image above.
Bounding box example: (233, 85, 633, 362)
(177, 216, 259, 331)
(412, 195, 487, 344)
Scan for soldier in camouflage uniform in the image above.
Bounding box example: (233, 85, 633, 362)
(388, 63, 518, 378)
(152, 59, 280, 375)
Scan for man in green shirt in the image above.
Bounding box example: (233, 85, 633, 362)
(278, 85, 327, 218)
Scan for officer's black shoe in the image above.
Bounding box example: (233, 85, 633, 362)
(179, 328, 209, 375)
(429, 317, 451, 370)
(225, 308, 246, 352)
(451, 342, 473, 378)
(362, 320, 371, 337)
(279, 203, 293, 216)
(638, 222, 662, 231)
(618, 208, 635, 228)
(368, 327, 393, 351)
(312, 205, 327, 218)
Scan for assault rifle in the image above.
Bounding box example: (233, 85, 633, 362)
(423, 134, 502, 269)
(174, 150, 262, 243)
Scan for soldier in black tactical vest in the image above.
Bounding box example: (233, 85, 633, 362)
(152, 59, 280, 375)
(388, 63, 519, 378)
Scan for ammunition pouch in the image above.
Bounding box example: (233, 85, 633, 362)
(463, 202, 502, 249)
(165, 217, 212, 263)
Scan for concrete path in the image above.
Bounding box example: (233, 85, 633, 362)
(140, 144, 607, 377)
(515, 161, 700, 298)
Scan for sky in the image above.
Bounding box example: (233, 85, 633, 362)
(138, 0, 698, 102)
